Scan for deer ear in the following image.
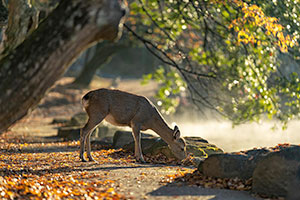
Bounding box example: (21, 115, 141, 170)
(174, 125, 179, 132)
(173, 126, 180, 140)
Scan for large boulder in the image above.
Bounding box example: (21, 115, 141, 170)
(112, 131, 155, 148)
(287, 174, 300, 200)
(252, 146, 300, 198)
(198, 148, 270, 180)
(121, 135, 222, 159)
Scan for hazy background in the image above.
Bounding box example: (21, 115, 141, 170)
(177, 120, 300, 152)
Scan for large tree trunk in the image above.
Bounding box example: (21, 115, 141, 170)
(2, 0, 38, 55)
(72, 41, 127, 87)
(0, 0, 126, 133)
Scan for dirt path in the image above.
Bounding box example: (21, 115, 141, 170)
(1, 77, 260, 200)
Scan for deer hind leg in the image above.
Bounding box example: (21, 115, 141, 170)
(80, 115, 105, 162)
(85, 128, 96, 162)
(131, 124, 145, 163)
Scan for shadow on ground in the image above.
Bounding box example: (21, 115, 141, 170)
(149, 184, 258, 200)
(0, 162, 166, 176)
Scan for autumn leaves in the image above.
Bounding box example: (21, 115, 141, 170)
(0, 141, 128, 199)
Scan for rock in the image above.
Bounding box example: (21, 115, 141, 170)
(183, 137, 223, 157)
(252, 146, 300, 198)
(95, 125, 119, 141)
(187, 145, 207, 157)
(184, 136, 209, 144)
(66, 112, 88, 127)
(56, 112, 120, 144)
(91, 138, 113, 147)
(51, 118, 69, 124)
(151, 137, 222, 159)
(114, 132, 171, 157)
(198, 148, 270, 180)
(57, 126, 81, 140)
(56, 113, 87, 140)
(57, 126, 99, 141)
(124, 137, 161, 152)
(145, 138, 172, 156)
(122, 136, 223, 160)
(192, 157, 205, 167)
(287, 174, 300, 200)
(186, 143, 223, 157)
(112, 131, 155, 148)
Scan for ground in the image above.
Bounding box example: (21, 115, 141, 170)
(0, 77, 261, 200)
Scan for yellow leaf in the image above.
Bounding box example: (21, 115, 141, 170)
(106, 187, 115, 193)
(277, 32, 284, 41)
(257, 41, 261, 46)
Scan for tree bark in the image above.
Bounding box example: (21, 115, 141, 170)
(0, 0, 126, 133)
(72, 41, 127, 87)
(2, 0, 37, 55)
(0, 0, 7, 27)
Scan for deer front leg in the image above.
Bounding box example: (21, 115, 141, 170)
(132, 125, 145, 163)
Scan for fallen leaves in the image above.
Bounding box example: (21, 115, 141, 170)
(1, 172, 125, 200)
(144, 153, 181, 165)
(0, 140, 130, 200)
(160, 168, 194, 184)
(0, 174, 125, 199)
(161, 169, 252, 191)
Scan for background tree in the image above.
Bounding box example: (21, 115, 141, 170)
(72, 39, 131, 87)
(71, 1, 149, 88)
(127, 0, 299, 128)
(0, 0, 126, 133)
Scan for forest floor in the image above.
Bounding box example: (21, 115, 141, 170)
(0, 77, 261, 200)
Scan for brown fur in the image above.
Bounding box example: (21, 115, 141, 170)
(80, 88, 187, 162)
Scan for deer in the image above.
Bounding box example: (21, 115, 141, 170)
(80, 88, 187, 163)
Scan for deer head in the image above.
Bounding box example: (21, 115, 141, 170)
(168, 125, 187, 160)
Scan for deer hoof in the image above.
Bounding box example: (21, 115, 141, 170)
(136, 158, 146, 163)
(80, 155, 88, 162)
(88, 157, 96, 162)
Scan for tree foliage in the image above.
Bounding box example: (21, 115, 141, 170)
(142, 66, 186, 114)
(127, 0, 300, 128)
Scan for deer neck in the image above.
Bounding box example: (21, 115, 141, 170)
(150, 115, 174, 145)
